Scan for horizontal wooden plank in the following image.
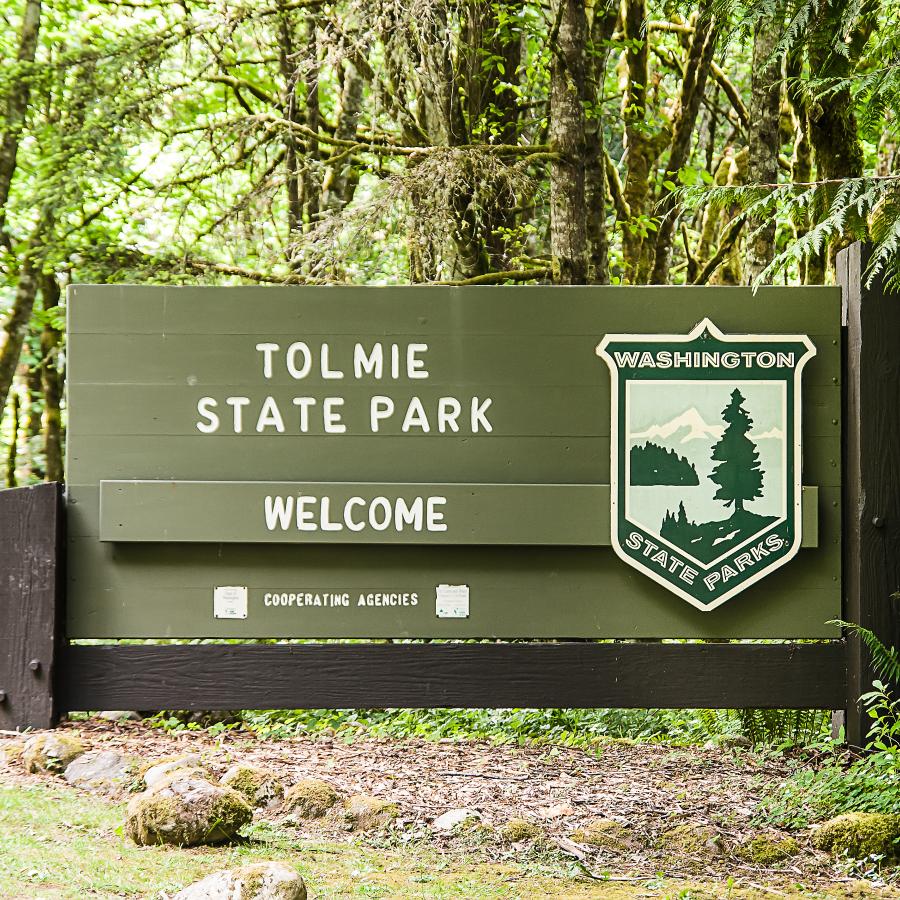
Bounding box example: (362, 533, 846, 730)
(66, 331, 842, 388)
(63, 383, 841, 439)
(96, 480, 820, 547)
(65, 435, 844, 488)
(65, 533, 840, 639)
(67, 284, 842, 336)
(58, 641, 848, 710)
(100, 481, 608, 545)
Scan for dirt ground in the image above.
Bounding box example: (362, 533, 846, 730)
(1, 719, 898, 898)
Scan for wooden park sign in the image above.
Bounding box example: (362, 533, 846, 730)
(0, 244, 896, 744)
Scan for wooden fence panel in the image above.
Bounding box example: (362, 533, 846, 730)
(0, 483, 62, 730)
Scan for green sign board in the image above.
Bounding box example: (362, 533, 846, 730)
(66, 285, 841, 639)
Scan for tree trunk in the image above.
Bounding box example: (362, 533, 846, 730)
(277, 9, 303, 242)
(786, 50, 814, 283)
(0, 0, 41, 237)
(549, 0, 588, 284)
(744, 13, 783, 284)
(585, 1, 618, 284)
(621, 0, 655, 283)
(0, 253, 40, 421)
(39, 273, 62, 483)
(321, 60, 365, 211)
(5, 392, 19, 488)
(650, 5, 718, 284)
(303, 15, 320, 228)
(805, 0, 872, 276)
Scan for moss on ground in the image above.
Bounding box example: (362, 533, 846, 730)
(737, 835, 800, 865)
(498, 818, 543, 843)
(571, 819, 632, 851)
(657, 823, 724, 857)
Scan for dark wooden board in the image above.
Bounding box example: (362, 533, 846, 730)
(59, 641, 847, 711)
(0, 484, 62, 730)
(839, 244, 900, 744)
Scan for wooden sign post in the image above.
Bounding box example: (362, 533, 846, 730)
(5, 257, 892, 730)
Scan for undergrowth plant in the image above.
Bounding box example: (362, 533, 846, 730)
(755, 621, 900, 828)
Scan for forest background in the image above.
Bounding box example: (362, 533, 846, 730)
(0, 0, 897, 490)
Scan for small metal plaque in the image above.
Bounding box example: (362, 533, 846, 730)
(436, 584, 469, 618)
(214, 585, 248, 619)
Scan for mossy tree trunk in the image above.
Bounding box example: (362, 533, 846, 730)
(650, 3, 718, 284)
(549, 0, 588, 284)
(744, 11, 784, 284)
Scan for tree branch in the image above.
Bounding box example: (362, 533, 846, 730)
(430, 267, 552, 286)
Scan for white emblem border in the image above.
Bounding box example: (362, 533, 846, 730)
(596, 318, 817, 612)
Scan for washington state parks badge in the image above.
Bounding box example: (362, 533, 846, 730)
(596, 319, 816, 610)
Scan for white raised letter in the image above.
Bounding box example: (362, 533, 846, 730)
(255, 342, 279, 379)
(196, 397, 219, 433)
(286, 342, 312, 379)
(370, 396, 394, 432)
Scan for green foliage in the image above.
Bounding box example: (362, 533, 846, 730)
(755, 751, 900, 829)
(735, 709, 829, 747)
(163, 706, 743, 748)
(756, 624, 900, 829)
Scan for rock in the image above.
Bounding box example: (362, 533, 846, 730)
(64, 749, 134, 794)
(142, 754, 204, 789)
(658, 824, 724, 857)
(717, 735, 753, 749)
(96, 710, 141, 722)
(173, 862, 306, 899)
(125, 772, 252, 846)
(221, 764, 284, 808)
(571, 819, 633, 851)
(433, 808, 480, 831)
(812, 812, 900, 859)
(22, 733, 85, 774)
(737, 834, 800, 865)
(343, 794, 399, 831)
(498, 818, 543, 843)
(284, 778, 340, 819)
(538, 802, 575, 819)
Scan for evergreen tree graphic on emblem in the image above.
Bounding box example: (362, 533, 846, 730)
(658, 389, 776, 564)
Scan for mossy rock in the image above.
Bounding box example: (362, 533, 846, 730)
(658, 824, 724, 857)
(284, 778, 340, 819)
(125, 773, 252, 847)
(221, 764, 284, 808)
(2, 742, 24, 765)
(342, 794, 399, 831)
(812, 812, 900, 859)
(737, 834, 800, 865)
(498, 818, 543, 843)
(173, 862, 306, 899)
(571, 819, 633, 852)
(22, 733, 85, 775)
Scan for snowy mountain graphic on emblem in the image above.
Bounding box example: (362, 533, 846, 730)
(630, 407, 723, 444)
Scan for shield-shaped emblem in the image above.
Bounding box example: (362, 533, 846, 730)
(596, 319, 816, 610)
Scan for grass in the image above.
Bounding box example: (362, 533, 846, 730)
(0, 781, 636, 899)
(1, 779, 898, 899)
